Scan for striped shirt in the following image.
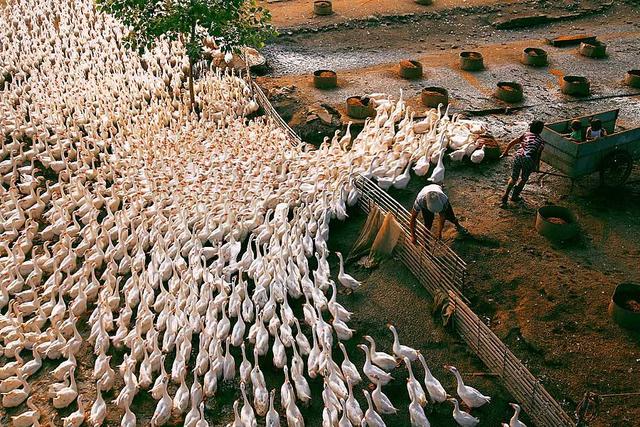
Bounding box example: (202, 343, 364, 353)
(515, 132, 545, 159)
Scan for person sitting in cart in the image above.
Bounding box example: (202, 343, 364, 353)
(586, 118, 607, 140)
(569, 119, 585, 142)
(500, 120, 546, 205)
(410, 183, 468, 242)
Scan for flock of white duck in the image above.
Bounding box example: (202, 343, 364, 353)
(1, 0, 527, 426)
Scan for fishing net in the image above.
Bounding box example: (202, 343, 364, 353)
(347, 206, 402, 266)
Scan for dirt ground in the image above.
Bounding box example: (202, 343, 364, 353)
(257, 0, 640, 425)
(260, 0, 520, 28)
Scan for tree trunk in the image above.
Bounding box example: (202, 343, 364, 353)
(188, 18, 197, 114)
(188, 56, 195, 112)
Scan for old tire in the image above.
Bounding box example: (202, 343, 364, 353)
(599, 150, 633, 188)
(608, 283, 640, 329)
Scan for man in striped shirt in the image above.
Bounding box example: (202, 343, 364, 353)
(500, 120, 546, 205)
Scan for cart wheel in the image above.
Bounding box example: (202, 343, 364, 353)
(599, 151, 633, 188)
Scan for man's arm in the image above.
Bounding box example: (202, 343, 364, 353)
(409, 209, 419, 244)
(500, 134, 523, 158)
(436, 213, 446, 239)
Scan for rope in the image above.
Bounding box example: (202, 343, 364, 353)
(598, 391, 640, 399)
(575, 391, 640, 424)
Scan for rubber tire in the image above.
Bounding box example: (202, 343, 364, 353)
(599, 150, 633, 188)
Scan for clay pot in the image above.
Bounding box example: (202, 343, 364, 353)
(313, 70, 337, 89)
(346, 96, 375, 119)
(399, 60, 423, 79)
(314, 0, 332, 16)
(561, 76, 590, 97)
(535, 205, 579, 241)
(459, 51, 484, 71)
(495, 82, 523, 103)
(625, 70, 640, 89)
(608, 283, 640, 329)
(579, 40, 607, 58)
(421, 87, 448, 108)
(521, 47, 548, 67)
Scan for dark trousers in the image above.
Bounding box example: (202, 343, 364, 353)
(421, 203, 456, 230)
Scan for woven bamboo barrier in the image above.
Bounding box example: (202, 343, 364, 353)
(450, 292, 575, 427)
(352, 174, 468, 301)
(251, 81, 302, 146)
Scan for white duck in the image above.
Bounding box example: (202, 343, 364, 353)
(388, 324, 419, 361)
(10, 396, 40, 427)
(364, 335, 396, 371)
(509, 403, 527, 427)
(363, 390, 386, 427)
(90, 385, 106, 427)
(417, 353, 446, 403)
(2, 376, 30, 408)
(449, 398, 480, 427)
(338, 342, 361, 385)
(409, 399, 431, 427)
(62, 395, 86, 427)
(405, 357, 427, 407)
(358, 344, 393, 385)
(445, 365, 491, 409)
(372, 379, 397, 415)
(335, 252, 361, 293)
(240, 382, 257, 427)
(265, 389, 281, 427)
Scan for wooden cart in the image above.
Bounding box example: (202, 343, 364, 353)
(540, 109, 640, 187)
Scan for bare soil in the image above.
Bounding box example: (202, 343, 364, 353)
(261, 0, 520, 29)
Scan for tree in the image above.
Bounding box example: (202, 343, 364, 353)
(97, 0, 275, 111)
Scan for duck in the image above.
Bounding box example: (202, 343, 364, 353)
(2, 376, 30, 408)
(338, 342, 361, 385)
(417, 353, 446, 403)
(335, 252, 361, 293)
(285, 395, 305, 427)
(388, 324, 419, 361)
(10, 396, 40, 427)
(364, 335, 396, 371)
(428, 146, 446, 184)
(122, 406, 136, 427)
(409, 399, 431, 427)
(404, 357, 427, 407)
(509, 403, 527, 427)
(445, 365, 491, 408)
(0, 371, 26, 393)
(363, 389, 386, 427)
(358, 344, 393, 385)
(449, 398, 479, 427)
(345, 381, 363, 426)
(265, 389, 280, 427)
(240, 382, 257, 427)
(336, 122, 352, 149)
(62, 395, 86, 427)
(20, 347, 42, 378)
(372, 379, 397, 414)
(392, 161, 412, 189)
(89, 385, 106, 427)
(150, 377, 172, 426)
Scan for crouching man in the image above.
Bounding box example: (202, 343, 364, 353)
(410, 183, 468, 242)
